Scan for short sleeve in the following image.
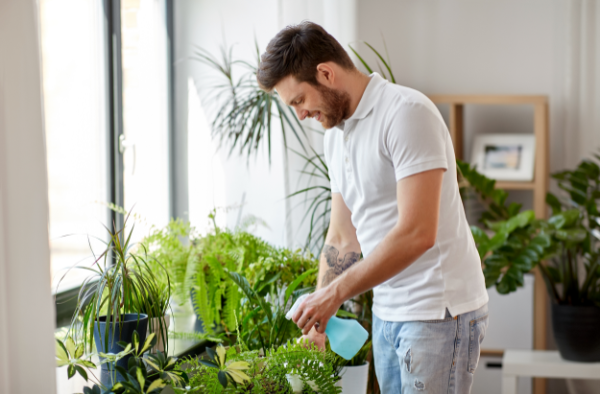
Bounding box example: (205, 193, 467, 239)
(385, 101, 449, 181)
(323, 130, 340, 193)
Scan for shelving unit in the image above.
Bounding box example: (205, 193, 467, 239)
(429, 95, 549, 394)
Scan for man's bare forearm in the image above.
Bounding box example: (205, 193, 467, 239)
(317, 243, 361, 289)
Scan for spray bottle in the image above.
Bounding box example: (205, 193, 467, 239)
(286, 294, 369, 360)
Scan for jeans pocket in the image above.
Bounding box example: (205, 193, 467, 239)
(467, 314, 488, 374)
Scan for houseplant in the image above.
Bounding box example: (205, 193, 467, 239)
(56, 332, 190, 394)
(63, 213, 170, 371)
(186, 215, 317, 336)
(459, 157, 600, 361)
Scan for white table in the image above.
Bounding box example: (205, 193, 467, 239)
(502, 350, 600, 394)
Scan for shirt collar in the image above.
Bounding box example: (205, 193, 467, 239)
(346, 72, 386, 121)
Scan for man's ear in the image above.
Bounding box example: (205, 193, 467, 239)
(316, 63, 335, 86)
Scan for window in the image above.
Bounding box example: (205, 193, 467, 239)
(41, 0, 172, 296)
(121, 0, 171, 239)
(40, 0, 110, 292)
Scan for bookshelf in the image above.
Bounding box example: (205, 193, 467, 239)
(429, 95, 549, 394)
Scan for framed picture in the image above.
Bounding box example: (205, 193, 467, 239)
(471, 134, 536, 181)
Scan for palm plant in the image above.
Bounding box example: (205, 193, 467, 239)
(192, 44, 308, 162)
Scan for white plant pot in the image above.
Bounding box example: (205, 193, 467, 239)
(339, 362, 369, 394)
(286, 374, 304, 393)
(148, 314, 170, 353)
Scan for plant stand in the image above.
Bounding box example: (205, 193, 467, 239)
(502, 349, 600, 394)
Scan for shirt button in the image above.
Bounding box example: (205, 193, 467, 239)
(345, 157, 349, 163)
(345, 136, 349, 142)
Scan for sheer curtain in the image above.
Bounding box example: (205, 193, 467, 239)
(562, 0, 600, 168)
(0, 0, 57, 393)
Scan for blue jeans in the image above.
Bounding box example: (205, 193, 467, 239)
(372, 304, 489, 393)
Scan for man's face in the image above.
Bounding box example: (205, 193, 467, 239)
(275, 75, 351, 129)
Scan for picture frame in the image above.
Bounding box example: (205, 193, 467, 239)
(470, 134, 536, 181)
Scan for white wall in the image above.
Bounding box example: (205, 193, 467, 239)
(174, 0, 357, 249)
(0, 0, 57, 392)
(356, 0, 597, 175)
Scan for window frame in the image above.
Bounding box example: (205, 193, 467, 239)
(53, 0, 175, 326)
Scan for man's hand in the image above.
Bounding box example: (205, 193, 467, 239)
(300, 327, 327, 351)
(292, 284, 342, 335)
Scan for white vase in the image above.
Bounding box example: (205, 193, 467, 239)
(148, 314, 170, 353)
(339, 362, 369, 394)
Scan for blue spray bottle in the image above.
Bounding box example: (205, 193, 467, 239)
(286, 294, 369, 360)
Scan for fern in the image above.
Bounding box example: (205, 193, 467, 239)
(179, 343, 341, 394)
(223, 285, 241, 331)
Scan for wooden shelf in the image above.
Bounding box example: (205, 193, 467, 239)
(428, 95, 548, 105)
(495, 181, 536, 190)
(430, 95, 549, 394)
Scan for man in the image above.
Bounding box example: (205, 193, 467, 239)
(257, 22, 489, 393)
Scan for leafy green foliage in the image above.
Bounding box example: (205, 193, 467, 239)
(56, 337, 97, 382)
(541, 155, 600, 306)
(61, 332, 189, 394)
(198, 344, 251, 389)
(227, 270, 311, 353)
(141, 218, 196, 304)
(180, 341, 341, 394)
(187, 216, 317, 335)
(459, 156, 600, 305)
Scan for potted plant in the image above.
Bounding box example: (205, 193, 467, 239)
(134, 274, 172, 354)
(458, 157, 600, 362)
(63, 214, 170, 373)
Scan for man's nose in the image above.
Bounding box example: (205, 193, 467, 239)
(296, 108, 308, 121)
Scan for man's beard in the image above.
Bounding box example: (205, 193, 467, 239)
(315, 83, 351, 129)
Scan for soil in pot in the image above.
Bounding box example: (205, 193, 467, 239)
(552, 304, 600, 362)
(93, 313, 149, 370)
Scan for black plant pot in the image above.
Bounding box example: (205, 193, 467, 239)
(93, 313, 148, 371)
(551, 304, 600, 362)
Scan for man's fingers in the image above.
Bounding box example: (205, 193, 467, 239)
(292, 300, 308, 323)
(301, 315, 319, 335)
(315, 317, 329, 334)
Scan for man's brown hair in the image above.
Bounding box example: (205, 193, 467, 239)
(257, 21, 355, 92)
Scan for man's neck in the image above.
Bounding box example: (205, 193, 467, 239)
(344, 71, 372, 119)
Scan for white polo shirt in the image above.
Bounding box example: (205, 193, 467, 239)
(324, 73, 488, 321)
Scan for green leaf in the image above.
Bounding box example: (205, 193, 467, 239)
(136, 367, 145, 391)
(67, 364, 76, 379)
(471, 226, 490, 244)
(218, 370, 228, 389)
(199, 359, 219, 369)
(147, 379, 166, 393)
(284, 268, 317, 306)
(65, 337, 76, 358)
(74, 365, 88, 381)
(546, 193, 562, 215)
(335, 309, 358, 319)
(74, 344, 84, 359)
(484, 254, 508, 268)
(56, 340, 69, 364)
(555, 228, 587, 243)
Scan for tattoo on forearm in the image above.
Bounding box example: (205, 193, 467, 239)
(321, 245, 360, 286)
